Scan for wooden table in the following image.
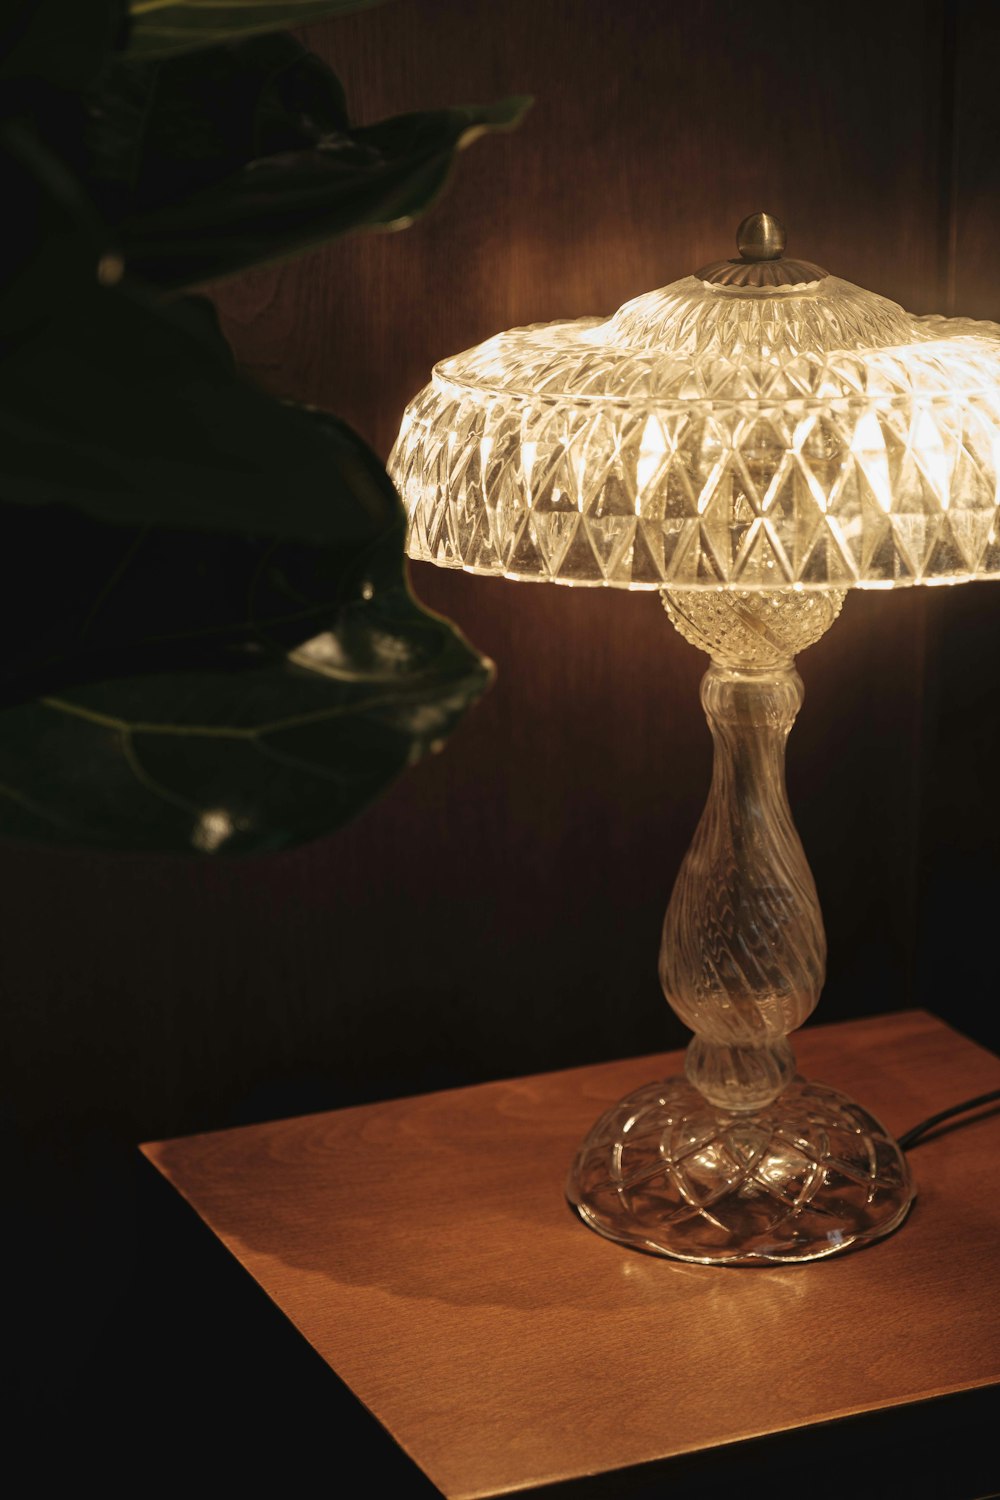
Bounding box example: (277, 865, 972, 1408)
(143, 1011, 1000, 1498)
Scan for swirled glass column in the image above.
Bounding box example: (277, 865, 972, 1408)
(566, 590, 915, 1264)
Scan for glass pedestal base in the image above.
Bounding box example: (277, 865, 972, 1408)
(567, 1076, 915, 1264)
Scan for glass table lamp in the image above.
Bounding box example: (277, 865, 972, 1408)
(389, 214, 1000, 1265)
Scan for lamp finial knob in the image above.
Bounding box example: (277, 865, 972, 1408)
(737, 212, 786, 262)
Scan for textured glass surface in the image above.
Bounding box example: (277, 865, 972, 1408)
(660, 662, 823, 1106)
(390, 275, 1000, 589)
(567, 1077, 914, 1264)
(564, 590, 915, 1262)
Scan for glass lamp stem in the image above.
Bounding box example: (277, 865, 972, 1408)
(660, 663, 824, 1112)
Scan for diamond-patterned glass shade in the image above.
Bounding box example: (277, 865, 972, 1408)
(389, 273, 1000, 590)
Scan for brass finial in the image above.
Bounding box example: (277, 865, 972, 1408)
(695, 214, 828, 287)
(736, 212, 785, 262)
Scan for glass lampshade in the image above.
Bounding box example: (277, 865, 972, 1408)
(391, 252, 1000, 592)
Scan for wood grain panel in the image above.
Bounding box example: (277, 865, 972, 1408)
(950, 0, 1000, 319)
(143, 1012, 1000, 1499)
(1, 0, 979, 1154)
(915, 0, 1000, 1046)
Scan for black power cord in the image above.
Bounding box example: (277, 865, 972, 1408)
(897, 1088, 1000, 1151)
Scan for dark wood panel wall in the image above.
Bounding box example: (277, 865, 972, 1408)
(916, 0, 1000, 1045)
(3, 0, 998, 1156)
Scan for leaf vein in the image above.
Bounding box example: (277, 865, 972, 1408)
(40, 688, 429, 738)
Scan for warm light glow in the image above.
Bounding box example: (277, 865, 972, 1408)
(392, 275, 1000, 591)
(636, 414, 668, 501)
(850, 409, 892, 513)
(910, 407, 952, 508)
(192, 808, 235, 852)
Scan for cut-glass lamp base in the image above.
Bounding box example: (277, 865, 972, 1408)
(566, 1076, 915, 1265)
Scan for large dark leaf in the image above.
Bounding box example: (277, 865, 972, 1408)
(111, 87, 531, 288)
(0, 279, 492, 850)
(0, 281, 493, 850)
(125, 0, 387, 60)
(86, 34, 350, 223)
(0, 175, 492, 852)
(0, 8, 507, 853)
(0, 572, 492, 854)
(0, 268, 393, 544)
(82, 31, 530, 289)
(0, 403, 407, 704)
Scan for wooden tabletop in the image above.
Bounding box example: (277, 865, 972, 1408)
(143, 1011, 1000, 1499)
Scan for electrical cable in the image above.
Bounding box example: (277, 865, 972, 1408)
(897, 1088, 1000, 1151)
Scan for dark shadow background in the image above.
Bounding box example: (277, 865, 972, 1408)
(5, 2, 999, 1494)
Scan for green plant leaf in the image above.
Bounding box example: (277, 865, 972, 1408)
(0, 272, 394, 544)
(81, 35, 530, 290)
(115, 91, 532, 288)
(0, 401, 403, 704)
(0, 9, 508, 853)
(0, 159, 492, 851)
(126, 0, 388, 59)
(0, 573, 492, 855)
(85, 34, 350, 224)
(0, 295, 494, 852)
(0, 261, 417, 695)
